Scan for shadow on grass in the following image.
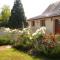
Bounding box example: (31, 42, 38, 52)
(13, 46, 60, 60)
(31, 52, 60, 60)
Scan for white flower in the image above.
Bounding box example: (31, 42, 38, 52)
(19, 30, 23, 34)
(3, 28, 11, 32)
(36, 29, 40, 33)
(32, 32, 37, 36)
(12, 29, 17, 32)
(27, 31, 30, 35)
(39, 26, 46, 34)
(32, 26, 46, 36)
(30, 36, 32, 39)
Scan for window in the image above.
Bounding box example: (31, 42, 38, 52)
(55, 19, 60, 26)
(31, 21, 35, 26)
(40, 20, 45, 26)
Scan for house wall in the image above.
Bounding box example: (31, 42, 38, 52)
(45, 18, 54, 33)
(27, 18, 54, 33)
(27, 20, 41, 32)
(27, 16, 60, 33)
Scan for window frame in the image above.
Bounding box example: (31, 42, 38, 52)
(40, 20, 45, 26)
(31, 21, 35, 26)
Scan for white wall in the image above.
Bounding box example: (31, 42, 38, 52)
(27, 18, 54, 33)
(45, 18, 54, 33)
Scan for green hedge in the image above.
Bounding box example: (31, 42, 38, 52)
(0, 34, 15, 45)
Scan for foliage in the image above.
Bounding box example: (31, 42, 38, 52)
(35, 33, 60, 57)
(40, 34, 56, 55)
(1, 5, 11, 21)
(0, 5, 11, 27)
(0, 33, 15, 45)
(14, 28, 33, 51)
(8, 0, 27, 29)
(0, 27, 60, 58)
(28, 27, 60, 57)
(32, 27, 46, 51)
(55, 34, 60, 41)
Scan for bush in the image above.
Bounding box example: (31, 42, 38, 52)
(0, 34, 15, 45)
(32, 33, 43, 52)
(36, 34, 60, 57)
(1, 27, 59, 58)
(55, 34, 60, 41)
(32, 27, 46, 52)
(14, 28, 33, 51)
(50, 43, 60, 57)
(31, 28, 60, 57)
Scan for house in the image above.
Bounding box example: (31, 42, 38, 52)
(27, 2, 60, 34)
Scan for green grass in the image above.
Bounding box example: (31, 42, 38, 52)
(0, 48, 60, 60)
(0, 48, 40, 60)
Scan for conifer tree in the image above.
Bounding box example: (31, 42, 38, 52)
(8, 0, 26, 29)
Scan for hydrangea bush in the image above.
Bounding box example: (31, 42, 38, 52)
(13, 28, 33, 51)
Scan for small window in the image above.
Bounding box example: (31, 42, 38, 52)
(40, 20, 45, 26)
(31, 21, 35, 26)
(56, 19, 60, 25)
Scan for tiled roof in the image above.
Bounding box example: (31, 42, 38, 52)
(28, 1, 60, 20)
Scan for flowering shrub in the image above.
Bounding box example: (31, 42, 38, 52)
(14, 28, 33, 51)
(31, 27, 46, 51)
(29, 27, 60, 57)
(40, 34, 56, 55)
(0, 27, 60, 57)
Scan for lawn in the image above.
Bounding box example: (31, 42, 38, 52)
(0, 48, 59, 60)
(0, 48, 40, 60)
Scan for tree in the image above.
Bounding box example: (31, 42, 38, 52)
(0, 5, 11, 27)
(8, 0, 27, 29)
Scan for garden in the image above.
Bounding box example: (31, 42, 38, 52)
(0, 27, 60, 60)
(0, 0, 60, 60)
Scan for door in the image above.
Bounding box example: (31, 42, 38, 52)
(55, 19, 60, 34)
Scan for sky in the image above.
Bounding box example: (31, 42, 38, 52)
(0, 0, 60, 19)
